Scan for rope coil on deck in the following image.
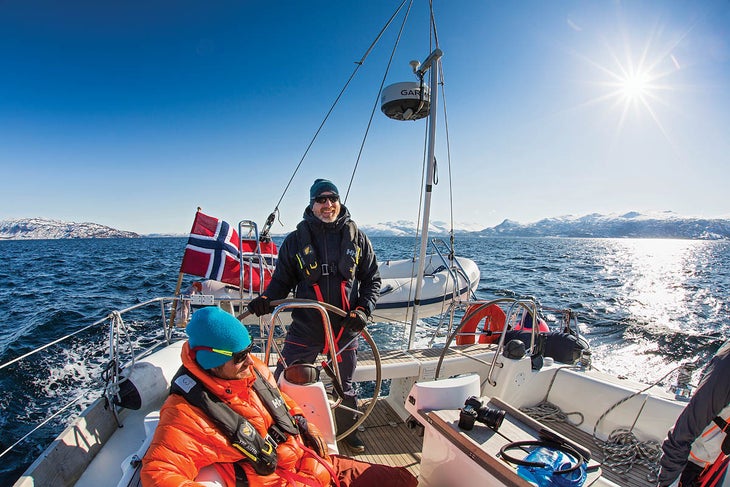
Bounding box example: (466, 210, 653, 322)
(589, 362, 701, 483)
(596, 428, 662, 478)
(520, 401, 584, 426)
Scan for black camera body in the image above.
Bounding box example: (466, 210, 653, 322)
(458, 396, 506, 431)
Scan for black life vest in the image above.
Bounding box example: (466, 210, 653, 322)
(169, 365, 299, 477)
(294, 220, 361, 285)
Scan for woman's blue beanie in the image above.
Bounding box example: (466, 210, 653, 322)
(309, 178, 339, 204)
(186, 306, 252, 370)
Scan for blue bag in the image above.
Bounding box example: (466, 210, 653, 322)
(516, 446, 587, 487)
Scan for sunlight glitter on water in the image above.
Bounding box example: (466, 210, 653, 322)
(599, 239, 718, 334)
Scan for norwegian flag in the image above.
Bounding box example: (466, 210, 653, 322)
(180, 211, 241, 285)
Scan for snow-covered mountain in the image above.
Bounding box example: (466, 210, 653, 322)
(0, 218, 139, 240)
(359, 220, 485, 237)
(476, 212, 730, 240)
(362, 212, 730, 239)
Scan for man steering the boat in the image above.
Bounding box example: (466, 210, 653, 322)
(657, 340, 730, 487)
(247, 178, 381, 453)
(141, 306, 415, 487)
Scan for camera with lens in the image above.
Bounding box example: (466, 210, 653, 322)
(458, 396, 506, 431)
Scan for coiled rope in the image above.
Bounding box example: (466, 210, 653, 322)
(521, 362, 699, 484)
(596, 428, 662, 480)
(521, 401, 584, 426)
(591, 362, 701, 483)
(521, 365, 584, 426)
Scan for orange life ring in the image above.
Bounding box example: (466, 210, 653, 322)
(456, 303, 506, 345)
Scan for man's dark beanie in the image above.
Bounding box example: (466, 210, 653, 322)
(309, 179, 339, 204)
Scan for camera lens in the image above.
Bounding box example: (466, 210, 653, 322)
(478, 406, 506, 431)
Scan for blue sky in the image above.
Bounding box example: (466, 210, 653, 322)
(2, 1, 729, 235)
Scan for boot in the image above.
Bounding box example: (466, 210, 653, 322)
(334, 395, 366, 453)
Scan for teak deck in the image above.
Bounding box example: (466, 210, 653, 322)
(340, 398, 423, 478)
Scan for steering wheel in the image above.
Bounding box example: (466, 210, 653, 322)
(238, 298, 382, 441)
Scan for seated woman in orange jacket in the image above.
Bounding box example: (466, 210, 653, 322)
(141, 306, 416, 487)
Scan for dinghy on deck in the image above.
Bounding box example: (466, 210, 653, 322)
(370, 253, 479, 322)
(185, 253, 480, 325)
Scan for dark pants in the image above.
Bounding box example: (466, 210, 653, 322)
(274, 332, 358, 397)
(331, 455, 418, 487)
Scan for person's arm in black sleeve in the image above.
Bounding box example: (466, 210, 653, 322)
(658, 343, 730, 486)
(354, 231, 381, 316)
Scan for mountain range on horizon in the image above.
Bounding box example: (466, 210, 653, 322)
(1, 212, 729, 240)
(359, 211, 730, 240)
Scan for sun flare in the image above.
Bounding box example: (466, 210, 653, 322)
(573, 19, 682, 140)
(621, 71, 651, 100)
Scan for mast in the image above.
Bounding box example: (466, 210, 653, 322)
(408, 48, 442, 348)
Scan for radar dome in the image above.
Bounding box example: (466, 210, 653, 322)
(381, 82, 430, 121)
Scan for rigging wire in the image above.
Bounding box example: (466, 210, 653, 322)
(344, 0, 415, 202)
(428, 1, 456, 260)
(261, 0, 410, 236)
(440, 62, 455, 240)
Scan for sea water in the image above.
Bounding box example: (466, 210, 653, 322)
(0, 236, 728, 484)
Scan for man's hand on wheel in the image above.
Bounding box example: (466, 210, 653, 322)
(343, 307, 368, 332)
(247, 295, 271, 316)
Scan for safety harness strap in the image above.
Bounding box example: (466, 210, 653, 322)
(292, 437, 341, 487)
(251, 368, 299, 441)
(699, 454, 729, 487)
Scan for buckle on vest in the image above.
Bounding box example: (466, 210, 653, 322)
(321, 263, 330, 276)
(266, 425, 287, 446)
(264, 434, 279, 448)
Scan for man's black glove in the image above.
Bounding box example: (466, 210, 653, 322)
(343, 307, 368, 332)
(247, 295, 271, 316)
(293, 414, 328, 457)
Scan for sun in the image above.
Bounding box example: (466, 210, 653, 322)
(605, 56, 665, 115)
(621, 71, 651, 101)
(572, 18, 682, 140)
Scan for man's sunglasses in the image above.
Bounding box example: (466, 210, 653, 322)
(191, 343, 254, 364)
(314, 194, 339, 204)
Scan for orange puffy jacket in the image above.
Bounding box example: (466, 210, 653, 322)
(141, 341, 333, 487)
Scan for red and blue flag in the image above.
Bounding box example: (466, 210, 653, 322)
(180, 211, 241, 285)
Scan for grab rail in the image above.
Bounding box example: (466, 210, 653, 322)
(430, 237, 476, 300)
(237, 220, 278, 297)
(435, 297, 543, 386)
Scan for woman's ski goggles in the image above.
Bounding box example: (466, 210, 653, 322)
(191, 343, 254, 364)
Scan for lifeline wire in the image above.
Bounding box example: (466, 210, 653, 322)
(343, 0, 414, 202)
